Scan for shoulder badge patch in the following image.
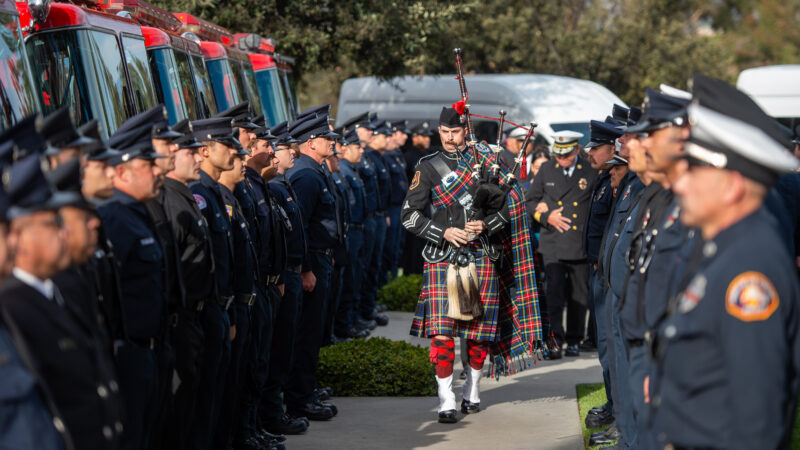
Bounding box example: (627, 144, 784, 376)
(225, 204, 233, 217)
(725, 271, 779, 322)
(410, 171, 421, 190)
(622, 185, 632, 201)
(193, 194, 207, 210)
(578, 178, 588, 190)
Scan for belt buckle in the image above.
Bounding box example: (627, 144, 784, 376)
(224, 296, 234, 310)
(196, 301, 205, 311)
(169, 313, 179, 328)
(247, 294, 256, 306)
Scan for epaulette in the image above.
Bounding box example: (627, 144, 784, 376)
(414, 151, 440, 169)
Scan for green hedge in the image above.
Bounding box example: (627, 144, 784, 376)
(318, 337, 435, 396)
(377, 274, 423, 312)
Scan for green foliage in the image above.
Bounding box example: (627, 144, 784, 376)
(318, 337, 435, 396)
(377, 274, 423, 312)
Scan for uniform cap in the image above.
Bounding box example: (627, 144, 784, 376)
(46, 157, 92, 210)
(172, 119, 203, 149)
(439, 107, 463, 128)
(612, 104, 629, 123)
(410, 121, 434, 136)
(390, 120, 410, 134)
(298, 104, 331, 121)
(215, 102, 258, 130)
(3, 153, 76, 220)
(108, 124, 167, 166)
(626, 89, 690, 133)
(252, 114, 277, 140)
(341, 112, 372, 132)
(40, 107, 95, 152)
(551, 130, 584, 154)
(291, 114, 339, 143)
(604, 153, 628, 166)
(370, 120, 392, 136)
(683, 104, 800, 186)
(626, 106, 643, 128)
(585, 120, 623, 149)
(0, 114, 52, 161)
(116, 105, 183, 140)
(508, 127, 528, 140)
(343, 129, 362, 146)
(192, 117, 236, 146)
(78, 120, 118, 161)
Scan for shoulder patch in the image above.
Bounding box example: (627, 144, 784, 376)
(225, 204, 233, 217)
(725, 271, 779, 322)
(410, 171, 421, 190)
(193, 194, 207, 210)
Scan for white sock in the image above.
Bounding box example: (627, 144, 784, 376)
(436, 375, 456, 412)
(463, 367, 482, 404)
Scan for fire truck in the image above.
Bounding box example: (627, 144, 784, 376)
(17, 0, 299, 134)
(232, 33, 291, 125)
(0, 0, 39, 129)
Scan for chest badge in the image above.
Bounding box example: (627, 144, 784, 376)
(578, 178, 588, 190)
(622, 185, 631, 201)
(725, 271, 779, 322)
(679, 275, 706, 313)
(595, 185, 607, 202)
(442, 171, 458, 188)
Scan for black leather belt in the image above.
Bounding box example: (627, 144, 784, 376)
(350, 223, 364, 231)
(291, 264, 302, 274)
(266, 274, 281, 284)
(627, 339, 645, 347)
(311, 249, 333, 257)
(218, 296, 234, 310)
(236, 293, 256, 306)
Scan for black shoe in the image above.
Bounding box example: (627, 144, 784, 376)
(314, 387, 331, 401)
(376, 304, 388, 312)
(545, 348, 563, 360)
(438, 410, 457, 423)
(266, 440, 286, 450)
(589, 433, 618, 446)
(314, 398, 338, 416)
(331, 334, 350, 344)
(262, 414, 308, 435)
(585, 410, 614, 428)
(565, 344, 580, 357)
(256, 428, 286, 443)
(460, 399, 480, 414)
(580, 340, 597, 351)
(590, 425, 620, 440)
(235, 437, 263, 450)
(288, 403, 334, 421)
(459, 370, 467, 380)
(588, 402, 611, 416)
(356, 318, 377, 331)
(374, 313, 389, 326)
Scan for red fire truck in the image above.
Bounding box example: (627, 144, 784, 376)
(105, 0, 216, 122)
(0, 0, 39, 129)
(232, 33, 291, 126)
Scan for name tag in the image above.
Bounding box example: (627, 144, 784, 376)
(546, 182, 555, 187)
(140, 237, 155, 246)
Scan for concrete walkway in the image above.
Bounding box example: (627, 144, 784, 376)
(290, 311, 602, 450)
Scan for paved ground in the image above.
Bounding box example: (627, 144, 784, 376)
(290, 311, 602, 450)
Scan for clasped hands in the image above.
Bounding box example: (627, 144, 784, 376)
(444, 220, 487, 247)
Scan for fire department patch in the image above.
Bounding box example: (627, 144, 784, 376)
(725, 271, 779, 322)
(410, 171, 421, 190)
(578, 178, 588, 190)
(225, 204, 233, 217)
(193, 194, 207, 210)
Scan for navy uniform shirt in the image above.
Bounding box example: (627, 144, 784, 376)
(146, 190, 186, 309)
(162, 178, 215, 309)
(383, 149, 409, 206)
(190, 170, 234, 299)
(244, 166, 288, 279)
(268, 173, 306, 267)
(97, 188, 165, 340)
(651, 207, 800, 449)
(583, 171, 613, 265)
(220, 185, 257, 305)
(364, 147, 390, 212)
(340, 159, 366, 225)
(358, 154, 379, 215)
(286, 154, 341, 268)
(599, 173, 645, 290)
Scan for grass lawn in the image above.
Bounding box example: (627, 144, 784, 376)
(579, 383, 800, 449)
(576, 383, 616, 449)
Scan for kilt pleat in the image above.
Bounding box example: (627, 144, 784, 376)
(410, 247, 500, 341)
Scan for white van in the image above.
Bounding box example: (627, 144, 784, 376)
(336, 74, 626, 146)
(737, 65, 800, 127)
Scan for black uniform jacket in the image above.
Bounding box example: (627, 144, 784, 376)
(526, 157, 598, 262)
(0, 274, 124, 449)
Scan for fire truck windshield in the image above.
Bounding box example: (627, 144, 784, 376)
(206, 58, 243, 112)
(27, 29, 132, 135)
(0, 12, 38, 129)
(241, 65, 263, 117)
(278, 69, 297, 120)
(190, 54, 216, 117)
(254, 68, 288, 127)
(148, 47, 189, 123)
(120, 36, 157, 114)
(173, 51, 202, 120)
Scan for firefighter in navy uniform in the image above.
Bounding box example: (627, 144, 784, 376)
(382, 120, 409, 286)
(97, 123, 168, 450)
(325, 141, 351, 345)
(159, 120, 215, 450)
(188, 117, 238, 450)
(648, 102, 800, 450)
(526, 130, 597, 358)
(283, 114, 341, 422)
(2, 147, 124, 450)
(263, 124, 312, 436)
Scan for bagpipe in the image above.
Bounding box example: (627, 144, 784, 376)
(446, 48, 537, 322)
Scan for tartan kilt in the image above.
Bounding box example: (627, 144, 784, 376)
(410, 246, 501, 341)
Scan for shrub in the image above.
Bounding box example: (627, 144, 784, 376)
(318, 337, 435, 396)
(377, 274, 423, 312)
